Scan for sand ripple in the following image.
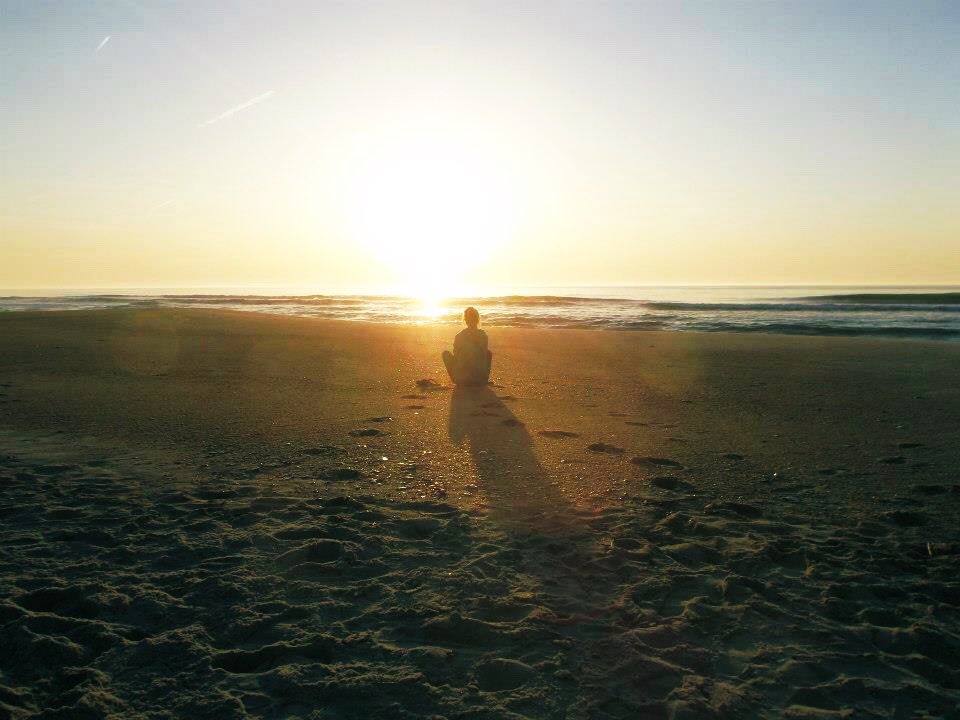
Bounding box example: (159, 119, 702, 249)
(1, 451, 959, 718)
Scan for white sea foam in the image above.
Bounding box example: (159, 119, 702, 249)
(1, 286, 958, 340)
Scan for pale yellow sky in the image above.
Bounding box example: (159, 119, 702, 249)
(3, 2, 958, 290)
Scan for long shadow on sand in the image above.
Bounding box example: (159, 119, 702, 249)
(447, 386, 662, 713)
(447, 386, 620, 620)
(447, 385, 573, 529)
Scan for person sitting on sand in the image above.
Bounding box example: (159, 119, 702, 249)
(443, 307, 492, 386)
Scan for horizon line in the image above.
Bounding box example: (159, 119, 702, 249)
(2, 282, 960, 294)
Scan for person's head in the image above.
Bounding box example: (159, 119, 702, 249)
(463, 306, 480, 328)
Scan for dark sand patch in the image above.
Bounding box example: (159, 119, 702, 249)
(538, 430, 580, 439)
(818, 467, 852, 477)
(302, 445, 344, 457)
(706, 501, 763, 518)
(650, 475, 682, 490)
(912, 484, 948, 495)
(322, 468, 363, 481)
(880, 510, 927, 527)
(587, 442, 624, 454)
(632, 456, 684, 469)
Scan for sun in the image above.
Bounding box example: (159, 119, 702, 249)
(337, 131, 517, 299)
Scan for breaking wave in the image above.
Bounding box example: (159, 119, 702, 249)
(2, 288, 958, 341)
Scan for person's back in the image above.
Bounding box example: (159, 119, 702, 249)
(443, 307, 492, 386)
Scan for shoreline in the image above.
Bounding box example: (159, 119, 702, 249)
(3, 285, 960, 341)
(6, 304, 960, 339)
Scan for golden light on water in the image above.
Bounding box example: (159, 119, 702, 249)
(414, 295, 448, 320)
(404, 281, 455, 321)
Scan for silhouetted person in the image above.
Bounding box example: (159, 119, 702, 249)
(442, 306, 492, 386)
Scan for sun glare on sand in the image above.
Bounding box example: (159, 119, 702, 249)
(338, 130, 517, 305)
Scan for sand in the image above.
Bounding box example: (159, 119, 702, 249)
(1, 309, 959, 719)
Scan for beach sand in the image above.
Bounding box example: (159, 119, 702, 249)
(1, 309, 958, 718)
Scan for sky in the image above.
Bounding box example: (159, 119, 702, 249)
(2, 0, 958, 291)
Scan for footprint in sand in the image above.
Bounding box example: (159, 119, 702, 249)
(706, 501, 763, 518)
(625, 421, 649, 427)
(880, 510, 927, 527)
(33, 464, 79, 475)
(927, 542, 960, 556)
(472, 658, 536, 692)
(497, 395, 519, 401)
(820, 467, 853, 476)
(587, 442, 624, 454)
(415, 379, 449, 392)
(501, 418, 524, 427)
(722, 453, 744, 460)
(19, 587, 101, 619)
(538, 430, 580, 439)
(323, 468, 363, 481)
(912, 484, 948, 495)
(302, 445, 345, 457)
(878, 455, 907, 465)
(651, 475, 681, 490)
(632, 456, 683, 469)
(349, 428, 384, 438)
(404, 404, 426, 410)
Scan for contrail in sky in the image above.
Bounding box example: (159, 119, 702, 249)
(95, 35, 111, 52)
(198, 90, 275, 128)
(147, 199, 177, 212)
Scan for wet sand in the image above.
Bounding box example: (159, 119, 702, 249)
(1, 309, 959, 718)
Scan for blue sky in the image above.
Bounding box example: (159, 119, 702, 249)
(2, 1, 958, 288)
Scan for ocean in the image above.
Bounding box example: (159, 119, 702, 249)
(2, 286, 959, 341)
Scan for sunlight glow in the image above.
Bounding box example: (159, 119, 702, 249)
(338, 130, 517, 298)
